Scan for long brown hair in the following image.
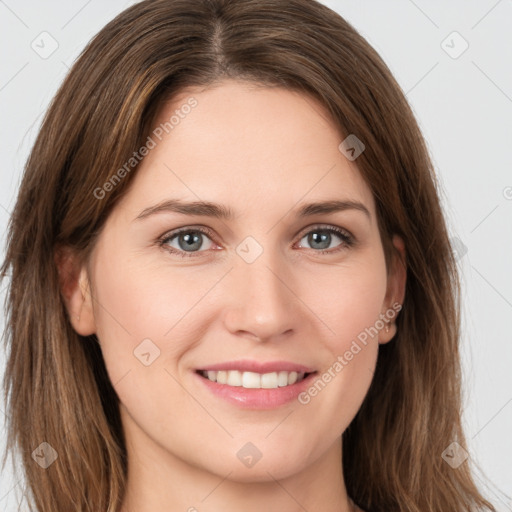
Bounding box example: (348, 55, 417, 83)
(1, 0, 496, 510)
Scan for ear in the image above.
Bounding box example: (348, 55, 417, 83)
(54, 245, 96, 336)
(379, 234, 406, 344)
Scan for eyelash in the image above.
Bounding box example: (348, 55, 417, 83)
(157, 224, 355, 258)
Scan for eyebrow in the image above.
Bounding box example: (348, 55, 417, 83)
(134, 198, 371, 221)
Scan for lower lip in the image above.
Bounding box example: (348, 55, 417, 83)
(195, 371, 317, 409)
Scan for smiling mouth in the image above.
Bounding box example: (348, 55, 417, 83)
(196, 369, 316, 389)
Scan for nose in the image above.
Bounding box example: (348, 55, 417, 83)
(221, 250, 301, 343)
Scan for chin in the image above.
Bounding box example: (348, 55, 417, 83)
(203, 445, 312, 483)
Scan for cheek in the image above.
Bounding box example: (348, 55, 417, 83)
(301, 255, 388, 354)
(88, 249, 218, 438)
(295, 255, 387, 419)
(89, 245, 224, 378)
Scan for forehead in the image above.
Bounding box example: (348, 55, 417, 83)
(119, 79, 375, 220)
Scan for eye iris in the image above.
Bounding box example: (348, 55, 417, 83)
(178, 231, 202, 251)
(308, 231, 331, 250)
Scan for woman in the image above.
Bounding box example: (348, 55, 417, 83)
(0, 0, 497, 510)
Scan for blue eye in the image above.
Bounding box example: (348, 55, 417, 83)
(158, 225, 354, 258)
(159, 227, 215, 257)
(297, 226, 354, 253)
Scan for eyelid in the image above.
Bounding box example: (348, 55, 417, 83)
(295, 222, 352, 240)
(161, 225, 216, 240)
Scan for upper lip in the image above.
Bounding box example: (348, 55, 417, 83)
(197, 359, 316, 374)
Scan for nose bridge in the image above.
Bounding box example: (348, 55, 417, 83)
(224, 239, 297, 340)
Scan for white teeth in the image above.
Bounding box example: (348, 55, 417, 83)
(277, 371, 289, 387)
(201, 369, 308, 388)
(226, 370, 242, 386)
(242, 371, 261, 388)
(261, 372, 278, 389)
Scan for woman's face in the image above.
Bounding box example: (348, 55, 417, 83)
(72, 79, 405, 482)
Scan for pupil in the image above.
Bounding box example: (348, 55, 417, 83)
(309, 231, 330, 250)
(179, 232, 202, 251)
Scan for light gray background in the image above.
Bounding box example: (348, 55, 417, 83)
(1, 1, 511, 510)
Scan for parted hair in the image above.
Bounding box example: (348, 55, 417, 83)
(1, 0, 496, 510)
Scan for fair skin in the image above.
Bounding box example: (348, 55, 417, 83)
(59, 79, 406, 512)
